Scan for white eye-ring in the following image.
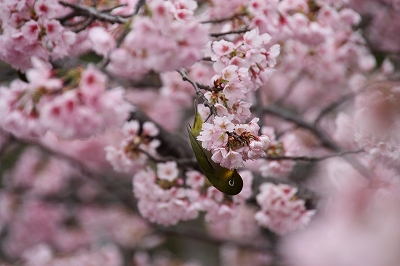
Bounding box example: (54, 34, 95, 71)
(228, 178, 234, 186)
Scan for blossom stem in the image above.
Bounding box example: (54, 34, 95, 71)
(178, 68, 218, 116)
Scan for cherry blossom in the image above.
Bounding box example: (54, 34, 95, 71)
(0, 0, 398, 265)
(0, 59, 132, 139)
(0, 0, 76, 70)
(108, 0, 209, 79)
(105, 120, 160, 174)
(255, 183, 315, 235)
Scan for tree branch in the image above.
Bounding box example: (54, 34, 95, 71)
(156, 226, 272, 252)
(210, 28, 251, 38)
(58, 1, 129, 25)
(261, 104, 339, 150)
(260, 105, 373, 179)
(263, 149, 364, 162)
(201, 12, 248, 24)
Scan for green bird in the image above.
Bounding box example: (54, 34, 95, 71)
(187, 101, 243, 195)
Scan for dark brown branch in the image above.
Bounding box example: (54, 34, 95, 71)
(74, 17, 95, 32)
(58, 1, 128, 24)
(99, 3, 127, 13)
(210, 28, 251, 38)
(202, 57, 213, 62)
(156, 226, 272, 252)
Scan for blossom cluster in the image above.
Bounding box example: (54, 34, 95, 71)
(207, 28, 280, 122)
(206, 0, 376, 114)
(108, 0, 209, 79)
(255, 183, 315, 235)
(193, 28, 279, 170)
(198, 116, 270, 169)
(353, 82, 400, 160)
(0, 0, 76, 71)
(0, 58, 132, 139)
(133, 162, 253, 226)
(259, 127, 299, 178)
(0, 0, 399, 264)
(210, 28, 280, 91)
(105, 120, 160, 174)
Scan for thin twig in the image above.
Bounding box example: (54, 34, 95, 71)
(74, 17, 95, 32)
(263, 149, 364, 162)
(99, 3, 127, 13)
(261, 104, 338, 150)
(313, 93, 354, 126)
(178, 68, 217, 116)
(210, 28, 251, 38)
(137, 147, 196, 166)
(260, 105, 373, 179)
(58, 1, 128, 24)
(253, 90, 264, 127)
(202, 57, 213, 62)
(201, 12, 248, 24)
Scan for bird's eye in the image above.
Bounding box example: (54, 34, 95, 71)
(228, 178, 235, 187)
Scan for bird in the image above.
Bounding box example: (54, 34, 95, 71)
(187, 100, 243, 195)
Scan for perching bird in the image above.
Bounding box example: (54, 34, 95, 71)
(187, 100, 243, 195)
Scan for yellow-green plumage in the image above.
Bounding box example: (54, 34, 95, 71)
(187, 103, 243, 195)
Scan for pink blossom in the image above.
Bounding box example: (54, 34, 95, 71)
(185, 170, 205, 189)
(21, 20, 40, 40)
(0, 0, 76, 70)
(142, 121, 159, 137)
(88, 26, 117, 56)
(79, 64, 108, 97)
(255, 183, 315, 234)
(157, 161, 179, 182)
(105, 120, 160, 174)
(108, 1, 208, 79)
(133, 167, 201, 226)
(212, 40, 236, 56)
(122, 120, 141, 137)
